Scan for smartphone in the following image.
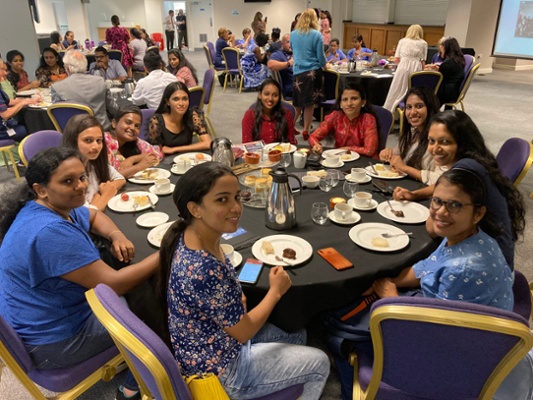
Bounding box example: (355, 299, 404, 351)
(238, 258, 264, 284)
(318, 247, 353, 271)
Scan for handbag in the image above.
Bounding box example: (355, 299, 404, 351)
(185, 373, 230, 400)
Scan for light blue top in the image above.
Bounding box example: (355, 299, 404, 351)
(347, 47, 372, 61)
(290, 29, 326, 76)
(326, 49, 347, 62)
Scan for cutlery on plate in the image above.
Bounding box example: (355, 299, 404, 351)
(368, 162, 378, 175)
(381, 232, 412, 238)
(132, 203, 139, 212)
(386, 199, 405, 217)
(147, 196, 156, 210)
(275, 255, 295, 266)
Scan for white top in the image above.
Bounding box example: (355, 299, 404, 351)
(130, 39, 147, 70)
(132, 69, 178, 109)
(85, 164, 124, 209)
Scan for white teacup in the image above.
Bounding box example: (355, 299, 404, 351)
(155, 178, 171, 193)
(220, 244, 235, 265)
(353, 191, 373, 208)
(324, 154, 340, 167)
(293, 152, 307, 168)
(173, 159, 191, 173)
(334, 203, 353, 221)
(350, 168, 367, 181)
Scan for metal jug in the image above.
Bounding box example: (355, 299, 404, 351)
(265, 168, 302, 231)
(211, 137, 235, 167)
(124, 78, 136, 96)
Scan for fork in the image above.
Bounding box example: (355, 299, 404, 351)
(368, 162, 378, 175)
(275, 255, 295, 266)
(386, 199, 405, 217)
(381, 232, 412, 238)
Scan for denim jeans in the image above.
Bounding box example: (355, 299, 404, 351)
(218, 323, 330, 399)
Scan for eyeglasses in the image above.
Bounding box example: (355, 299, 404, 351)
(430, 197, 478, 214)
(95, 55, 107, 60)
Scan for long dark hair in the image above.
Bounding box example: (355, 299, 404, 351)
(62, 114, 111, 183)
(352, 33, 367, 48)
(251, 78, 288, 142)
(111, 105, 144, 158)
(167, 48, 198, 84)
(130, 27, 142, 40)
(38, 47, 64, 69)
(429, 110, 525, 240)
(6, 50, 25, 88)
(336, 82, 380, 132)
(442, 37, 465, 67)
(0, 148, 82, 240)
(399, 87, 441, 169)
(50, 31, 61, 45)
(156, 162, 236, 342)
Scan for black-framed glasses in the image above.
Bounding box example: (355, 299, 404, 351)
(430, 197, 478, 214)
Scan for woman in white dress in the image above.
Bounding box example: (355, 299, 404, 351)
(383, 24, 427, 112)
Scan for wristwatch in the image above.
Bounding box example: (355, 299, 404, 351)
(287, 61, 290, 68)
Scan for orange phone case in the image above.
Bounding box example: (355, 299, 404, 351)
(318, 247, 353, 270)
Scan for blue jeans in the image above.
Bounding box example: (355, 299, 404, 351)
(219, 323, 330, 399)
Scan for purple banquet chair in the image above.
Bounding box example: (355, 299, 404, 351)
(46, 102, 94, 133)
(319, 69, 340, 121)
(221, 47, 244, 93)
(513, 270, 533, 321)
(202, 68, 216, 116)
(349, 296, 533, 400)
(18, 130, 62, 166)
(139, 108, 156, 141)
(87, 284, 303, 400)
(495, 137, 533, 186)
(188, 86, 205, 111)
(372, 105, 394, 153)
(443, 59, 480, 111)
(0, 138, 20, 180)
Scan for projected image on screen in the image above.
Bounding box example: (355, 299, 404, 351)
(515, 1, 533, 38)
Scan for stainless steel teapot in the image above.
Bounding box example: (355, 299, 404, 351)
(124, 78, 136, 96)
(211, 137, 235, 167)
(265, 168, 302, 231)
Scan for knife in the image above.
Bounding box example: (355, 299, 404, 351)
(147, 195, 156, 210)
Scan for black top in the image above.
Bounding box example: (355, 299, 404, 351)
(437, 58, 465, 105)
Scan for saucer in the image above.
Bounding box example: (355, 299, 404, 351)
(346, 174, 371, 184)
(328, 210, 361, 225)
(149, 184, 175, 196)
(320, 160, 345, 168)
(348, 198, 379, 211)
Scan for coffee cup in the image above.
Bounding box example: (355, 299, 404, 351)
(293, 152, 307, 168)
(220, 244, 235, 265)
(173, 159, 191, 173)
(155, 178, 171, 193)
(353, 191, 372, 208)
(324, 154, 340, 167)
(334, 203, 353, 221)
(350, 168, 367, 181)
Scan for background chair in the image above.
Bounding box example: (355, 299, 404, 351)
(18, 130, 62, 166)
(495, 137, 533, 186)
(222, 48, 244, 93)
(513, 270, 532, 322)
(46, 103, 94, 133)
(319, 69, 340, 121)
(443, 61, 480, 111)
(372, 105, 393, 153)
(349, 296, 533, 400)
(0, 139, 20, 180)
(139, 108, 156, 141)
(108, 49, 123, 64)
(270, 69, 292, 102)
(0, 314, 123, 400)
(151, 33, 164, 50)
(188, 86, 205, 111)
(202, 68, 216, 116)
(87, 284, 303, 400)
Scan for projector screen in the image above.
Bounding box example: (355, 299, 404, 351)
(493, 0, 533, 59)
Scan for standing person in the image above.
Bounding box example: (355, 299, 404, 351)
(62, 31, 80, 50)
(167, 48, 198, 88)
(320, 10, 332, 48)
(34, 47, 67, 88)
(290, 8, 326, 140)
(251, 11, 267, 39)
(290, 13, 301, 32)
(383, 24, 427, 112)
(267, 33, 294, 99)
(176, 9, 188, 50)
(105, 15, 134, 78)
(5, 50, 40, 91)
(129, 28, 147, 72)
(157, 162, 330, 399)
(163, 9, 176, 50)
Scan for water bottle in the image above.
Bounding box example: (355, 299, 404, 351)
(371, 48, 379, 67)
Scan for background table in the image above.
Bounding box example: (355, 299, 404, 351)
(339, 69, 394, 106)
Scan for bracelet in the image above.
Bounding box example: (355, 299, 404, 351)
(108, 230, 122, 241)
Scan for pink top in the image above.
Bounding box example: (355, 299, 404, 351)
(104, 132, 164, 169)
(242, 108, 297, 145)
(175, 66, 197, 88)
(309, 111, 378, 158)
(321, 18, 331, 45)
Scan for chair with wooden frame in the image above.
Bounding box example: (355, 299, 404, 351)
(495, 137, 533, 187)
(0, 139, 20, 181)
(18, 130, 62, 166)
(46, 103, 94, 133)
(108, 49, 123, 64)
(222, 48, 244, 93)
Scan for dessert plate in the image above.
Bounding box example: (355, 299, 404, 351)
(251, 235, 312, 267)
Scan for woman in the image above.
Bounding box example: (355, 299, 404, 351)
(290, 13, 301, 32)
(62, 30, 79, 50)
(435, 37, 465, 106)
(0, 147, 159, 400)
(129, 28, 147, 72)
(241, 32, 270, 90)
(242, 78, 297, 144)
(347, 34, 372, 61)
(320, 10, 332, 47)
(214, 27, 235, 69)
(379, 87, 442, 184)
(105, 105, 163, 179)
(426, 36, 448, 68)
(251, 11, 267, 39)
(49, 31, 65, 52)
(140, 28, 156, 47)
(383, 24, 427, 112)
(394, 110, 524, 269)
(308, 83, 379, 158)
(35, 47, 67, 88)
(290, 8, 327, 140)
(157, 162, 330, 399)
(235, 28, 254, 49)
(105, 15, 134, 77)
(325, 38, 347, 64)
(167, 48, 198, 88)
(62, 114, 125, 211)
(6, 50, 40, 91)
(268, 27, 282, 53)
(148, 81, 211, 155)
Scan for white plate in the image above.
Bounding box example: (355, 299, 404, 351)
(16, 89, 40, 96)
(173, 152, 212, 163)
(232, 251, 243, 267)
(108, 191, 159, 213)
(365, 165, 406, 180)
(376, 200, 430, 224)
(345, 174, 372, 184)
(348, 198, 378, 211)
(149, 183, 175, 196)
(171, 167, 187, 175)
(251, 235, 313, 267)
(328, 210, 361, 225)
(28, 102, 52, 109)
(349, 223, 410, 252)
(322, 149, 360, 162)
(320, 160, 345, 168)
(109, 87, 123, 93)
(136, 212, 169, 228)
(147, 221, 175, 247)
(264, 142, 297, 154)
(128, 168, 171, 184)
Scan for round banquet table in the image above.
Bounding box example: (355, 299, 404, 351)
(106, 154, 438, 333)
(338, 68, 394, 106)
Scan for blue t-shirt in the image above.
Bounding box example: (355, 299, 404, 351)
(168, 235, 244, 376)
(0, 202, 100, 345)
(215, 37, 229, 68)
(347, 47, 372, 61)
(413, 229, 514, 310)
(268, 49, 293, 98)
(290, 29, 326, 76)
(326, 49, 347, 62)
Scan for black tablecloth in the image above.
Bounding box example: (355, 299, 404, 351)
(339, 69, 394, 106)
(107, 154, 438, 332)
(20, 107, 57, 134)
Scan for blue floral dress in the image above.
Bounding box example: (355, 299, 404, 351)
(240, 43, 269, 89)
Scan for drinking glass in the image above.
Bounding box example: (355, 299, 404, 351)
(319, 175, 333, 192)
(311, 202, 329, 225)
(327, 170, 340, 187)
(280, 152, 291, 167)
(343, 180, 358, 200)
